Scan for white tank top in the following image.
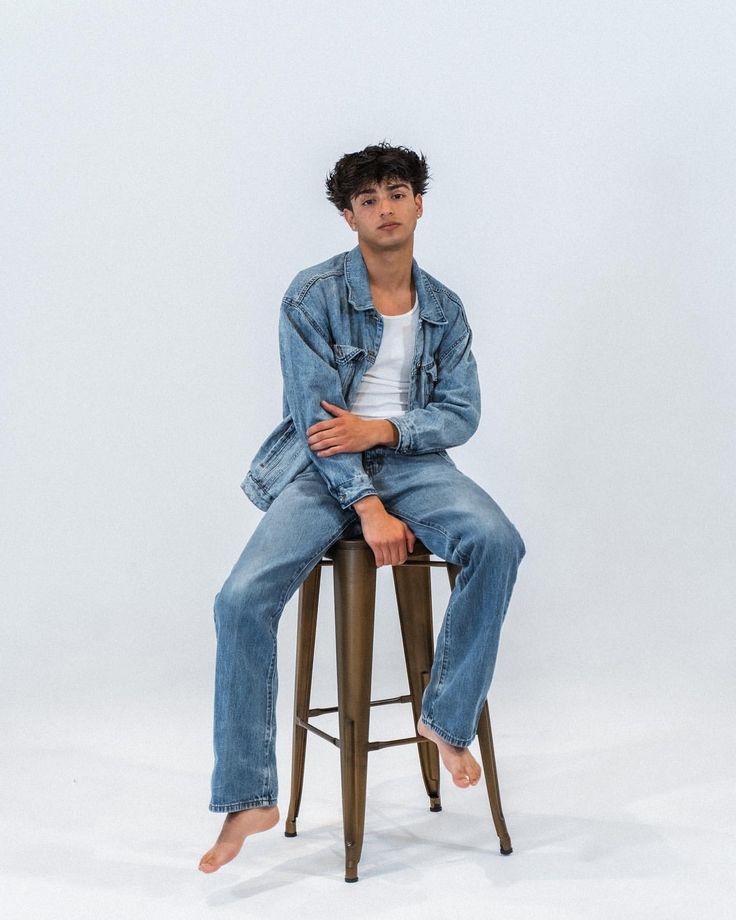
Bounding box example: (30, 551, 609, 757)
(349, 297, 419, 419)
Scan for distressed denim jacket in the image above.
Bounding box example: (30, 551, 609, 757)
(242, 243, 481, 512)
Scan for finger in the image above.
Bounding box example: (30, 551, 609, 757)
(306, 419, 335, 435)
(310, 434, 342, 449)
(321, 399, 346, 414)
(308, 427, 339, 444)
(317, 445, 347, 456)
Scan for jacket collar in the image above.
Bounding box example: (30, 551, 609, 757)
(344, 243, 448, 324)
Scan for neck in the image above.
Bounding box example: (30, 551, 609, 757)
(357, 237, 414, 295)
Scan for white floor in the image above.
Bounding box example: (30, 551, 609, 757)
(3, 665, 734, 920)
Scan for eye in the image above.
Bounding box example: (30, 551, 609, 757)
(361, 198, 374, 206)
(393, 193, 405, 199)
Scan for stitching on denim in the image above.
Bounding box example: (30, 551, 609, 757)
(434, 601, 453, 695)
(255, 420, 296, 472)
(263, 637, 278, 799)
(428, 282, 462, 309)
(335, 472, 372, 490)
(259, 427, 297, 471)
(332, 343, 366, 364)
(291, 268, 343, 305)
(209, 796, 278, 813)
(421, 716, 473, 748)
(283, 298, 331, 345)
(438, 331, 469, 364)
(339, 489, 377, 511)
(243, 472, 272, 502)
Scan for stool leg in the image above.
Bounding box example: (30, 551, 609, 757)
(333, 541, 376, 883)
(447, 562, 513, 854)
(392, 552, 442, 812)
(285, 563, 322, 838)
(476, 701, 513, 854)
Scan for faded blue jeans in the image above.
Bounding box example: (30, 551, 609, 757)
(209, 447, 526, 812)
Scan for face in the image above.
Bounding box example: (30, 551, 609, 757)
(343, 177, 422, 249)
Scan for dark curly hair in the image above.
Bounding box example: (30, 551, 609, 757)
(325, 140, 431, 213)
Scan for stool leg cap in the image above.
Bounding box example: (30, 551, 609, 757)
(345, 876, 359, 883)
(284, 830, 297, 837)
(500, 845, 513, 855)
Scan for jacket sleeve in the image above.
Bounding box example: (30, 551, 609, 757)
(385, 304, 481, 454)
(279, 296, 379, 510)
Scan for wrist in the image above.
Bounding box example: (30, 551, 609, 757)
(352, 495, 385, 517)
(373, 419, 399, 448)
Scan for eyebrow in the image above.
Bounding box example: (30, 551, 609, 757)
(355, 182, 411, 197)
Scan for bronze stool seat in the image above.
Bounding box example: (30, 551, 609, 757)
(284, 536, 512, 882)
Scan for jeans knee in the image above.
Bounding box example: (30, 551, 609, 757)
(474, 518, 525, 563)
(214, 575, 255, 629)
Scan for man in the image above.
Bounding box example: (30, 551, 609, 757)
(199, 142, 526, 873)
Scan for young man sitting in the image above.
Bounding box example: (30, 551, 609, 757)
(199, 141, 526, 873)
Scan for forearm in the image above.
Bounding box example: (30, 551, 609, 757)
(371, 418, 399, 448)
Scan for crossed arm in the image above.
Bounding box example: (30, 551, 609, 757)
(305, 399, 398, 455)
(280, 293, 479, 495)
(280, 293, 479, 561)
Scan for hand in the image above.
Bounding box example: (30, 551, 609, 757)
(356, 502, 416, 567)
(306, 400, 387, 455)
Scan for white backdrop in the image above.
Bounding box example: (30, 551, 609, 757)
(2, 2, 734, 918)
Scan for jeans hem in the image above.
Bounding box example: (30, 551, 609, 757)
(209, 796, 278, 813)
(419, 715, 474, 748)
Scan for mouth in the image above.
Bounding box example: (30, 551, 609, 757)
(378, 222, 400, 230)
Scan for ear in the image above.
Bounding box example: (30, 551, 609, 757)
(342, 207, 357, 232)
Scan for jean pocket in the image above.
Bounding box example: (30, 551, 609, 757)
(418, 358, 438, 406)
(333, 342, 367, 394)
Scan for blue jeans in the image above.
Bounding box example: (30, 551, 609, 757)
(209, 447, 526, 812)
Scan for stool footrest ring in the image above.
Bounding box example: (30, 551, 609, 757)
(307, 692, 413, 719)
(296, 715, 431, 754)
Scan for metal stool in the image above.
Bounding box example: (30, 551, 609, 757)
(284, 536, 512, 882)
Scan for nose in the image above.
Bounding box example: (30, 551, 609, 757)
(380, 197, 393, 217)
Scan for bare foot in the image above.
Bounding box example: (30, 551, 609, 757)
(417, 718, 481, 788)
(198, 805, 280, 873)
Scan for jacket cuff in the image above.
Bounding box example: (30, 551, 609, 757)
(332, 472, 379, 510)
(386, 415, 413, 453)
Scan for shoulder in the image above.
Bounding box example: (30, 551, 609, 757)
(418, 265, 471, 335)
(283, 250, 347, 305)
(420, 267, 463, 306)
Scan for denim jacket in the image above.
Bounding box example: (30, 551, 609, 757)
(241, 243, 481, 512)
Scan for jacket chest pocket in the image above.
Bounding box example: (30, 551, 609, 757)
(333, 343, 367, 395)
(417, 357, 438, 406)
